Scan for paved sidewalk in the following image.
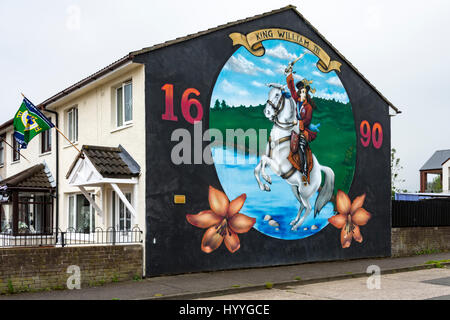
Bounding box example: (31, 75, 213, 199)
(1, 252, 449, 300)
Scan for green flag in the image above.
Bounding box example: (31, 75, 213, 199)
(13, 97, 54, 149)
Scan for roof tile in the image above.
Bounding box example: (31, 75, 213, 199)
(420, 150, 450, 171)
(66, 145, 141, 179)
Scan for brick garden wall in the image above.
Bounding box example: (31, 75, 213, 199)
(0, 245, 143, 294)
(2, 229, 449, 294)
(391, 227, 450, 256)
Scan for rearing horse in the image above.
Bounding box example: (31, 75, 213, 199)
(254, 84, 335, 231)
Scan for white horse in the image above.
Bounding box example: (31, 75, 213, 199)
(254, 84, 335, 231)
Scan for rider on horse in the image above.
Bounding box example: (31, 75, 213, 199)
(285, 60, 317, 179)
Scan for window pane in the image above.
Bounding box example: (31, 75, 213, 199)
(117, 87, 123, 127)
(34, 196, 43, 233)
(76, 194, 91, 233)
(41, 130, 51, 153)
(69, 196, 74, 229)
(119, 198, 124, 231)
(112, 192, 115, 229)
(12, 136, 20, 161)
(0, 140, 4, 165)
(126, 193, 132, 230)
(124, 83, 132, 122)
(41, 132, 45, 153)
(47, 129, 52, 151)
(91, 195, 95, 231)
(18, 203, 29, 232)
(0, 136, 5, 165)
(1, 204, 12, 232)
(74, 108, 78, 142)
(68, 110, 73, 142)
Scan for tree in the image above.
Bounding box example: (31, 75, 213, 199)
(428, 176, 442, 193)
(220, 100, 227, 110)
(391, 148, 406, 198)
(213, 99, 220, 109)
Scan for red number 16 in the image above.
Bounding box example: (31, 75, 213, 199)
(161, 84, 203, 124)
(360, 120, 383, 149)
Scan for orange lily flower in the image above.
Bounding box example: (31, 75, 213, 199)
(328, 190, 371, 248)
(186, 186, 256, 253)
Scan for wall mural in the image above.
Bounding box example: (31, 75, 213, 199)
(137, 8, 390, 276)
(200, 35, 359, 245)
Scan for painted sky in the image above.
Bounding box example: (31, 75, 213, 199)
(211, 40, 349, 108)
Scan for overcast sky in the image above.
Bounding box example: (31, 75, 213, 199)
(1, 0, 449, 192)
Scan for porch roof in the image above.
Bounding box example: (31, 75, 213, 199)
(66, 145, 140, 220)
(420, 149, 450, 171)
(66, 145, 140, 180)
(0, 163, 56, 190)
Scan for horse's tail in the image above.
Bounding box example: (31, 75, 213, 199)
(314, 165, 335, 217)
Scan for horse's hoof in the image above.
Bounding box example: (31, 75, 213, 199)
(263, 175, 272, 184)
(263, 184, 271, 192)
(292, 221, 304, 230)
(291, 226, 298, 231)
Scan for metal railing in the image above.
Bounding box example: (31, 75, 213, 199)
(0, 226, 143, 248)
(392, 200, 450, 227)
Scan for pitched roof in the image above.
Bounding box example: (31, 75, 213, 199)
(420, 149, 450, 171)
(0, 163, 56, 189)
(66, 145, 141, 179)
(0, 119, 13, 132)
(37, 5, 400, 114)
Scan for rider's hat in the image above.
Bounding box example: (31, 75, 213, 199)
(296, 79, 316, 94)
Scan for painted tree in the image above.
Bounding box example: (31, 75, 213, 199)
(220, 100, 227, 109)
(213, 99, 220, 109)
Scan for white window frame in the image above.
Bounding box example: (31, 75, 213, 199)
(40, 123, 52, 154)
(68, 193, 95, 233)
(115, 81, 133, 128)
(111, 190, 134, 232)
(67, 106, 78, 143)
(0, 135, 4, 166)
(11, 134, 20, 163)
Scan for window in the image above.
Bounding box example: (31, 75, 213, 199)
(17, 193, 53, 234)
(116, 81, 132, 127)
(0, 134, 4, 166)
(0, 204, 11, 233)
(12, 135, 20, 162)
(67, 107, 78, 143)
(41, 119, 52, 154)
(68, 194, 95, 233)
(112, 191, 132, 231)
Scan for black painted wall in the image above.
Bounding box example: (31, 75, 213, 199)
(134, 8, 391, 277)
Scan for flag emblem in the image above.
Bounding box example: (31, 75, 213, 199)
(16, 110, 41, 132)
(13, 96, 54, 149)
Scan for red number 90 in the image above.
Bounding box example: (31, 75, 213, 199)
(360, 121, 383, 149)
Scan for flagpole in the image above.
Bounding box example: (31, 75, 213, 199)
(53, 126, 82, 154)
(20, 93, 83, 155)
(0, 136, 30, 163)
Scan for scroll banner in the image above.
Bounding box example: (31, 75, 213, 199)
(229, 28, 341, 73)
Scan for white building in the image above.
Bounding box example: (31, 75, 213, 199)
(0, 59, 146, 251)
(420, 149, 450, 193)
